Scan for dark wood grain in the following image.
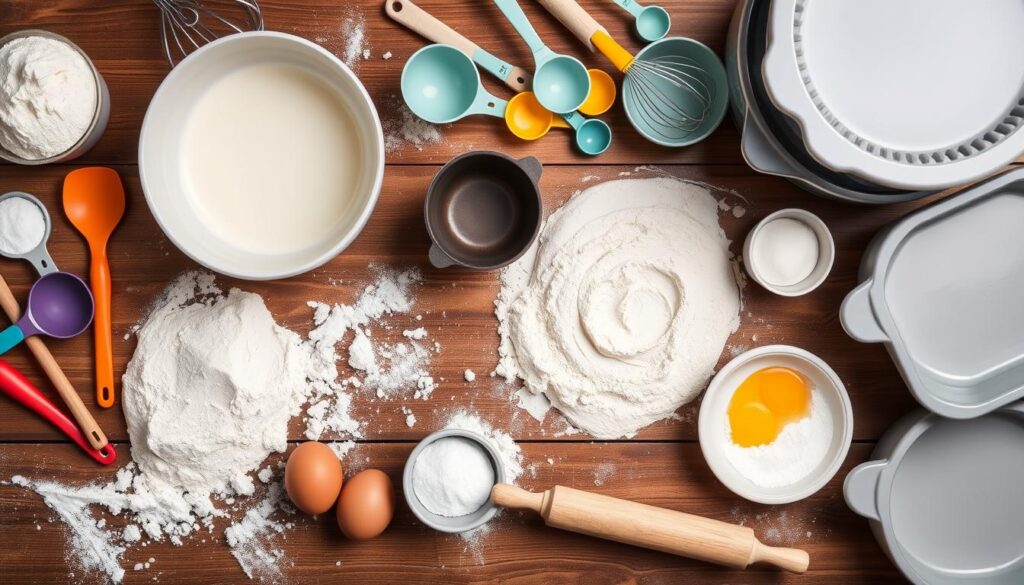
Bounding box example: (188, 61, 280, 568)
(0, 0, 993, 582)
(0, 163, 936, 443)
(0, 443, 902, 585)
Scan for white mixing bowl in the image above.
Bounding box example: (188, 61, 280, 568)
(698, 345, 853, 504)
(139, 32, 384, 280)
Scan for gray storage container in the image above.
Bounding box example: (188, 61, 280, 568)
(845, 403, 1024, 584)
(841, 168, 1024, 418)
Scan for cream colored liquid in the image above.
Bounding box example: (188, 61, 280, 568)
(182, 63, 362, 254)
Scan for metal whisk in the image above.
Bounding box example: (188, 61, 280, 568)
(623, 54, 715, 141)
(152, 0, 264, 66)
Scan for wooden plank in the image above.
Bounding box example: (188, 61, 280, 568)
(0, 443, 901, 584)
(0, 163, 936, 442)
(0, 0, 746, 165)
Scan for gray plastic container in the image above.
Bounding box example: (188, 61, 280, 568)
(845, 403, 1024, 585)
(725, 0, 933, 204)
(841, 168, 1024, 418)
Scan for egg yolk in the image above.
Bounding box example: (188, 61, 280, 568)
(728, 367, 810, 447)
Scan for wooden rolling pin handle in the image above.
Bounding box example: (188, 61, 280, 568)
(750, 541, 810, 574)
(492, 484, 809, 574)
(0, 275, 108, 450)
(492, 482, 549, 514)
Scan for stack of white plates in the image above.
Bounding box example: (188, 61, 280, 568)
(762, 0, 1024, 191)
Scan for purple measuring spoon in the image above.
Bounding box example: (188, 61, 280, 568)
(0, 272, 94, 355)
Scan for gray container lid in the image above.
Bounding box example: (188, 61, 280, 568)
(845, 403, 1024, 584)
(841, 167, 1024, 418)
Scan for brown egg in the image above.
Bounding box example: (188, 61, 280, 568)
(336, 469, 394, 540)
(284, 441, 343, 515)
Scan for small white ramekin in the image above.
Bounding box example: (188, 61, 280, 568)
(698, 345, 853, 504)
(0, 30, 110, 165)
(742, 208, 835, 296)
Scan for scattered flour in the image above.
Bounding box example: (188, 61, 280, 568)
(497, 177, 741, 438)
(340, 9, 366, 69)
(463, 369, 476, 382)
(401, 406, 417, 428)
(444, 411, 523, 485)
(593, 462, 617, 487)
(382, 51, 392, 60)
(384, 104, 444, 153)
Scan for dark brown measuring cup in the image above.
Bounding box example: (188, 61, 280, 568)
(424, 151, 543, 270)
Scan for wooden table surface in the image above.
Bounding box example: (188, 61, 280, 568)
(0, 1, 981, 583)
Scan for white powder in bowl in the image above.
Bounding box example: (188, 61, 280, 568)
(751, 218, 819, 286)
(412, 437, 495, 517)
(723, 391, 834, 488)
(0, 196, 45, 255)
(496, 177, 741, 439)
(0, 36, 97, 160)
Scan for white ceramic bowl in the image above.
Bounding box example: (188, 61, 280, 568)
(139, 32, 384, 280)
(698, 345, 853, 504)
(742, 208, 835, 296)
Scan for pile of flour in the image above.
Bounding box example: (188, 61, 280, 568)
(496, 177, 741, 439)
(11, 267, 435, 583)
(0, 36, 97, 160)
(123, 273, 311, 496)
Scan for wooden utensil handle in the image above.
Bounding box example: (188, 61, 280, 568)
(0, 275, 108, 450)
(534, 0, 608, 50)
(493, 484, 809, 573)
(385, 0, 479, 57)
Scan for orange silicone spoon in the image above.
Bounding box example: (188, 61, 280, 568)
(63, 168, 125, 409)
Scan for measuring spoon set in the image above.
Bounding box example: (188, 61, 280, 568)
(0, 168, 125, 465)
(393, 0, 726, 151)
(390, 0, 616, 155)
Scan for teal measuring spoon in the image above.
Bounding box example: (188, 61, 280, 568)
(610, 0, 671, 43)
(563, 112, 612, 155)
(386, 0, 532, 93)
(492, 0, 591, 114)
(401, 44, 508, 124)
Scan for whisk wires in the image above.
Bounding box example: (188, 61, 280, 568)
(152, 0, 264, 67)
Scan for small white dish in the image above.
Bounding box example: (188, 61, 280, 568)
(698, 345, 853, 504)
(139, 32, 384, 281)
(743, 208, 834, 296)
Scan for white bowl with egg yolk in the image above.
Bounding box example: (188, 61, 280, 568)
(139, 32, 384, 280)
(698, 345, 853, 504)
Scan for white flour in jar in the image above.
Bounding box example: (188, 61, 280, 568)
(0, 36, 96, 159)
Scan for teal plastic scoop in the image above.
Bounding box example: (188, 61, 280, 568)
(610, 0, 671, 43)
(401, 44, 507, 124)
(562, 112, 612, 155)
(492, 0, 591, 114)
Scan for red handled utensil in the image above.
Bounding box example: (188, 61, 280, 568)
(0, 360, 116, 465)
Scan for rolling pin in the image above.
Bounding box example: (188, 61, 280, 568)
(0, 274, 109, 450)
(492, 484, 809, 573)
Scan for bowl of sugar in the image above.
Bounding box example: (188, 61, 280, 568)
(742, 209, 834, 296)
(139, 32, 384, 280)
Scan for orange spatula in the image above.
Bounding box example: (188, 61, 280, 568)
(63, 168, 125, 409)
